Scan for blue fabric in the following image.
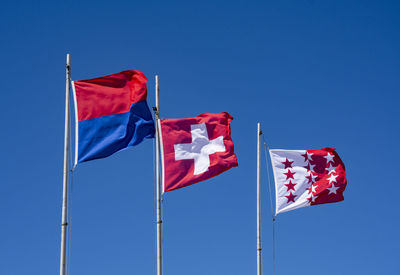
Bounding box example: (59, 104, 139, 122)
(77, 100, 155, 163)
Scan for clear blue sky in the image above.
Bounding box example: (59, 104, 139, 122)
(1, 0, 399, 274)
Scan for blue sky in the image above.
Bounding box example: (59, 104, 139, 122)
(0, 0, 399, 274)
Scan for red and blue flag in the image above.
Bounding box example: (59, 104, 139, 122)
(72, 70, 155, 165)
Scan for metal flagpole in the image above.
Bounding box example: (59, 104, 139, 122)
(154, 75, 163, 275)
(257, 122, 262, 275)
(262, 134, 276, 275)
(60, 53, 71, 275)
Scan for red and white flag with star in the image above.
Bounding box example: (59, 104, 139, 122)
(269, 148, 347, 214)
(159, 112, 238, 192)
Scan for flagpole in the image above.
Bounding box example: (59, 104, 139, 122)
(59, 53, 71, 275)
(257, 122, 262, 275)
(154, 75, 163, 275)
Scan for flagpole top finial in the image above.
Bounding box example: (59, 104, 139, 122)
(66, 54, 71, 68)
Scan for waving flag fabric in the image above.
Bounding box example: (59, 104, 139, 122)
(160, 112, 238, 192)
(72, 70, 155, 164)
(269, 148, 347, 215)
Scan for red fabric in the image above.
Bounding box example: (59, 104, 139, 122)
(160, 112, 238, 192)
(306, 148, 347, 206)
(73, 70, 147, 121)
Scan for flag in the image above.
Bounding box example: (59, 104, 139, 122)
(72, 70, 155, 164)
(269, 148, 347, 215)
(159, 112, 238, 192)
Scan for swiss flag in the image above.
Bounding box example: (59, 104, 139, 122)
(269, 148, 347, 215)
(159, 112, 238, 192)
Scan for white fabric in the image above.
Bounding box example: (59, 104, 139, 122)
(174, 123, 225, 175)
(269, 149, 311, 215)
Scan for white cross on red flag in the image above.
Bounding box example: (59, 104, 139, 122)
(160, 112, 238, 192)
(269, 148, 347, 215)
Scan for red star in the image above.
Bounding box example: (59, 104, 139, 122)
(301, 152, 308, 162)
(301, 151, 313, 162)
(285, 192, 297, 203)
(284, 180, 296, 191)
(284, 169, 295, 180)
(282, 158, 294, 169)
